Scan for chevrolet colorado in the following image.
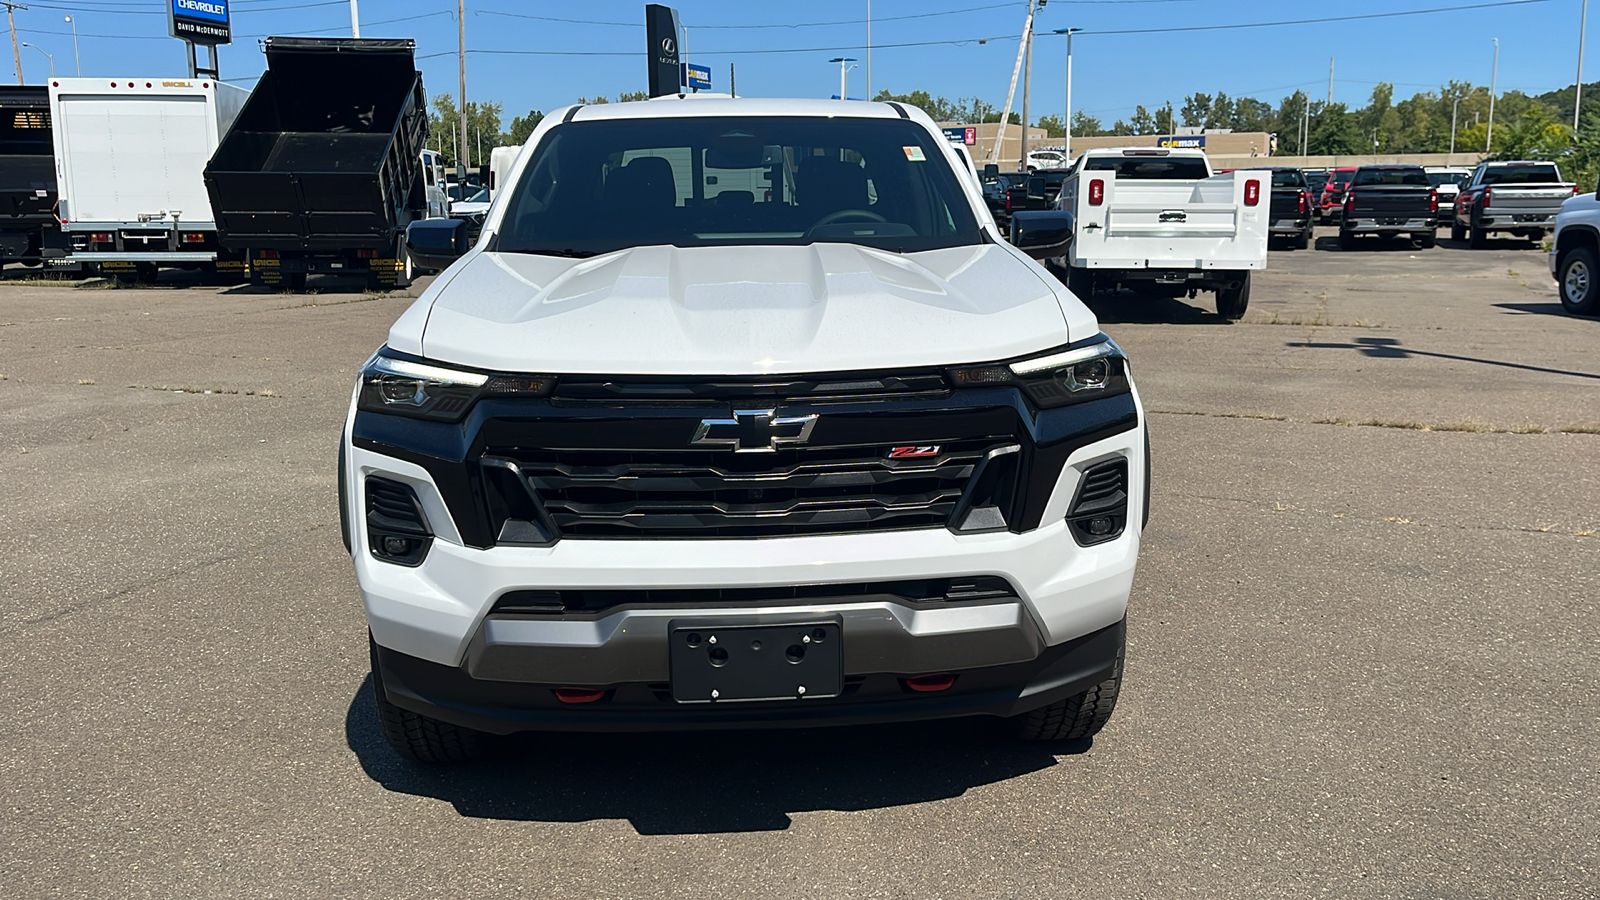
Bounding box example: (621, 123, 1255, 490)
(344, 96, 1147, 761)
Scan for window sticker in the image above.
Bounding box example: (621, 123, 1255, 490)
(903, 146, 926, 162)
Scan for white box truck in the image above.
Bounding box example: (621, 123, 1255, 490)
(1052, 148, 1269, 320)
(46, 77, 247, 281)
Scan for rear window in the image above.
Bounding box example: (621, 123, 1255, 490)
(495, 115, 981, 256)
(1082, 155, 1210, 180)
(1271, 169, 1306, 188)
(1427, 171, 1470, 189)
(1329, 171, 1354, 187)
(1353, 168, 1429, 186)
(1480, 164, 1562, 185)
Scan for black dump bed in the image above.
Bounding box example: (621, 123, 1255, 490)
(205, 38, 427, 251)
(0, 86, 57, 226)
(1268, 168, 1308, 220)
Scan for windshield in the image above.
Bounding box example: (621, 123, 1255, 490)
(1354, 168, 1429, 186)
(1480, 164, 1562, 185)
(494, 116, 981, 256)
(1427, 172, 1470, 189)
(459, 188, 488, 203)
(1271, 169, 1306, 188)
(1329, 171, 1354, 187)
(1082, 155, 1210, 180)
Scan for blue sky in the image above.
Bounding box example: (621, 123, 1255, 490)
(12, 0, 1592, 127)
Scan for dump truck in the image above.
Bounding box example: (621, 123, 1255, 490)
(0, 86, 62, 271)
(45, 77, 248, 281)
(204, 37, 446, 291)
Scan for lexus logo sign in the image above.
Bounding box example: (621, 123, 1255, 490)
(661, 37, 676, 54)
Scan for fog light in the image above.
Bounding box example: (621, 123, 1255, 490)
(905, 674, 957, 693)
(1086, 516, 1115, 536)
(381, 535, 413, 557)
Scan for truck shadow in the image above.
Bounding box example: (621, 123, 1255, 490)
(344, 676, 1086, 834)
(1079, 288, 1225, 325)
(1313, 234, 1432, 253)
(1494, 301, 1597, 321)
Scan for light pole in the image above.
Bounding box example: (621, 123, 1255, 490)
(1577, 0, 1589, 132)
(1055, 28, 1081, 161)
(20, 43, 52, 79)
(865, 1, 871, 99)
(829, 57, 857, 100)
(63, 16, 79, 76)
(351, 0, 360, 38)
(1450, 95, 1461, 154)
(1486, 37, 1499, 153)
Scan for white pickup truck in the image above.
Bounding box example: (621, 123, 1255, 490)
(1052, 148, 1269, 320)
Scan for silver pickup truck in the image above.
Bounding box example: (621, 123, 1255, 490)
(1451, 161, 1577, 247)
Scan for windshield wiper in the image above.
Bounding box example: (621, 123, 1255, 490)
(526, 248, 600, 259)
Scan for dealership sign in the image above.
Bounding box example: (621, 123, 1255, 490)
(941, 126, 977, 146)
(168, 0, 231, 46)
(1155, 134, 1206, 149)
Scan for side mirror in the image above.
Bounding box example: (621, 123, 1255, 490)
(1027, 175, 1047, 200)
(1009, 210, 1074, 260)
(406, 218, 471, 270)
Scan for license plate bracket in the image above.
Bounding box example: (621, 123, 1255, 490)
(669, 619, 843, 703)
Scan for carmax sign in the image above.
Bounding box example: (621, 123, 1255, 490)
(1155, 135, 1206, 149)
(168, 0, 231, 45)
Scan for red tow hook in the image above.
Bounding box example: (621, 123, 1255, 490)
(905, 674, 958, 693)
(553, 688, 607, 704)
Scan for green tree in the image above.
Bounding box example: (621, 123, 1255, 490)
(506, 109, 545, 146)
(430, 94, 504, 167)
(1130, 104, 1157, 135)
(1071, 110, 1104, 136)
(1180, 92, 1211, 128)
(1036, 114, 1065, 138)
(618, 90, 649, 103)
(1307, 102, 1364, 155)
(1156, 101, 1177, 134)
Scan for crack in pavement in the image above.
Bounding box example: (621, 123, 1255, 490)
(1173, 492, 1598, 539)
(1148, 409, 1600, 436)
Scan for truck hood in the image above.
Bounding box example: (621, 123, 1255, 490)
(398, 243, 1091, 375)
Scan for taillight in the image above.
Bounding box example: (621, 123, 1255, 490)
(1483, 186, 1492, 208)
(1088, 178, 1104, 206)
(358, 248, 377, 258)
(90, 232, 112, 243)
(1429, 189, 1438, 214)
(1299, 192, 1308, 214)
(1345, 191, 1355, 214)
(180, 232, 206, 244)
(1005, 192, 1013, 211)
(1244, 179, 1260, 206)
(1574, 184, 1582, 195)
(258, 248, 279, 259)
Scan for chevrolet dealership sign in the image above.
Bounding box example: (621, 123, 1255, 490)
(168, 0, 231, 45)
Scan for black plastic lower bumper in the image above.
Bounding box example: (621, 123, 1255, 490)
(374, 618, 1126, 735)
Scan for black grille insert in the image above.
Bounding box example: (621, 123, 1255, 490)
(484, 438, 1012, 539)
(1067, 458, 1128, 546)
(491, 575, 1018, 616)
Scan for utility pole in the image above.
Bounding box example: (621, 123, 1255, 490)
(1450, 95, 1461, 154)
(457, 0, 468, 173)
(350, 0, 360, 38)
(1487, 37, 1499, 153)
(63, 14, 78, 76)
(1577, 0, 1589, 133)
(865, 0, 871, 100)
(1301, 94, 1310, 156)
(1327, 56, 1334, 105)
(1020, 7, 1034, 167)
(5, 2, 26, 86)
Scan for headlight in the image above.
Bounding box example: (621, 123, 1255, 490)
(950, 337, 1129, 409)
(357, 350, 555, 421)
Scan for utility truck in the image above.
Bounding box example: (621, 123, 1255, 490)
(0, 86, 62, 270)
(204, 38, 445, 291)
(46, 77, 248, 282)
(1051, 148, 1268, 320)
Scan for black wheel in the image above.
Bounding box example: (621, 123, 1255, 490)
(1559, 246, 1600, 316)
(1215, 272, 1250, 320)
(1450, 222, 1465, 242)
(1469, 222, 1487, 249)
(1417, 232, 1436, 249)
(371, 637, 490, 763)
(1016, 625, 1124, 742)
(1066, 265, 1094, 300)
(1338, 230, 1357, 251)
(1528, 229, 1546, 247)
(285, 271, 308, 292)
(1294, 228, 1311, 250)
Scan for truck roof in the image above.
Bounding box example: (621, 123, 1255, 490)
(564, 96, 916, 123)
(1077, 146, 1209, 159)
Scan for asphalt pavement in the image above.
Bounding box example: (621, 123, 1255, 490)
(1, 230, 1596, 898)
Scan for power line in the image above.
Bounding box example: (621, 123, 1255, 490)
(473, 0, 1199, 32)
(1062, 0, 1551, 36)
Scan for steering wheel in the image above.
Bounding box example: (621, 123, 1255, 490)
(808, 209, 888, 232)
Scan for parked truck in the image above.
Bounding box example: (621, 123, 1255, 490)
(1050, 148, 1268, 320)
(0, 86, 62, 271)
(204, 38, 446, 291)
(1451, 161, 1578, 248)
(1338, 164, 1437, 250)
(46, 77, 248, 282)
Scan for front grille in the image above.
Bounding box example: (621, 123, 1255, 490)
(486, 438, 1009, 538)
(490, 575, 1018, 615)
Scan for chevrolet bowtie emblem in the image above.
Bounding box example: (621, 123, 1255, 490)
(691, 409, 819, 453)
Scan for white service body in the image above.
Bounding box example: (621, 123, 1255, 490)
(1061, 149, 1269, 274)
(48, 77, 246, 263)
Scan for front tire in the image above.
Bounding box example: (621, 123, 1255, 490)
(1016, 628, 1124, 742)
(371, 638, 490, 763)
(1294, 227, 1311, 250)
(1469, 221, 1487, 249)
(1559, 246, 1600, 316)
(1215, 272, 1250, 320)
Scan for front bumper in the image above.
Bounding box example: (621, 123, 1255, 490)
(374, 617, 1126, 734)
